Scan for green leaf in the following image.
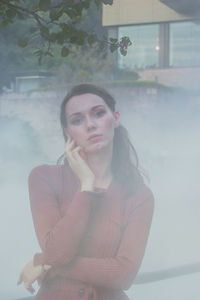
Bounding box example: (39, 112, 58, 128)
(64, 9, 76, 19)
(18, 38, 28, 48)
(40, 26, 49, 38)
(88, 34, 97, 45)
(103, 35, 107, 41)
(99, 41, 105, 49)
(110, 43, 118, 53)
(17, 11, 25, 20)
(48, 32, 57, 42)
(1, 19, 10, 27)
(81, 0, 90, 9)
(77, 37, 85, 45)
(120, 48, 127, 56)
(56, 32, 65, 45)
(61, 46, 69, 57)
(49, 8, 63, 21)
(74, 5, 83, 17)
(69, 30, 86, 45)
(39, 0, 51, 12)
(121, 36, 132, 47)
(109, 38, 117, 43)
(34, 50, 43, 57)
(6, 9, 16, 19)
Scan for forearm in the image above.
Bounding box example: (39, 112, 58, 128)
(49, 190, 154, 289)
(49, 256, 139, 290)
(29, 165, 106, 267)
(33, 190, 99, 266)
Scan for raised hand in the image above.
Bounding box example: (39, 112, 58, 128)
(65, 136, 95, 191)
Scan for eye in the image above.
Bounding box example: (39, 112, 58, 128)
(70, 118, 82, 125)
(95, 110, 105, 117)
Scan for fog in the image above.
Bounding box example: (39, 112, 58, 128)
(0, 88, 200, 300)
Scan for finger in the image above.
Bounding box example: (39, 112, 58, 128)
(72, 149, 87, 167)
(65, 147, 74, 164)
(71, 146, 82, 161)
(72, 146, 81, 154)
(24, 282, 35, 294)
(65, 139, 76, 156)
(66, 136, 76, 147)
(28, 286, 35, 294)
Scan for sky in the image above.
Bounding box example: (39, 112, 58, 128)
(0, 88, 200, 300)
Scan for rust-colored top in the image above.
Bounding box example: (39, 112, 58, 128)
(29, 164, 154, 300)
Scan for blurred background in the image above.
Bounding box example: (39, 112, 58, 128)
(0, 0, 200, 299)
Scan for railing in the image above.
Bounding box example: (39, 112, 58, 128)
(135, 262, 200, 284)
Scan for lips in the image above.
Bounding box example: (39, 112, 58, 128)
(88, 134, 102, 141)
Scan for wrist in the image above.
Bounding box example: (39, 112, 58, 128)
(81, 180, 94, 192)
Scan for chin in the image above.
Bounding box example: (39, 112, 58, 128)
(85, 141, 109, 153)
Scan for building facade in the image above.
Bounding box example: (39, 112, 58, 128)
(103, 0, 200, 89)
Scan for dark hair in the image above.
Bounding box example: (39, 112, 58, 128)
(59, 84, 143, 196)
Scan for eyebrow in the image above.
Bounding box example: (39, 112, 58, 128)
(68, 105, 105, 118)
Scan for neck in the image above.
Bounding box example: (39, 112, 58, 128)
(86, 144, 113, 187)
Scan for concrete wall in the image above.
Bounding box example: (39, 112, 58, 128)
(103, 0, 190, 26)
(138, 67, 200, 90)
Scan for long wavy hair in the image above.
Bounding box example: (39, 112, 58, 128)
(58, 84, 143, 196)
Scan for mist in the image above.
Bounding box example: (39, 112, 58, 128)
(0, 87, 200, 300)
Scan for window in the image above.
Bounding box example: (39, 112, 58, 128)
(118, 24, 159, 70)
(170, 21, 200, 67)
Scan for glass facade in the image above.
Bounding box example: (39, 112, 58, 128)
(118, 24, 159, 70)
(118, 21, 200, 70)
(170, 21, 200, 67)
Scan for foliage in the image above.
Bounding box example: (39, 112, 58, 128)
(0, 2, 105, 90)
(52, 45, 113, 83)
(0, 0, 132, 62)
(0, 18, 43, 90)
(35, 43, 138, 88)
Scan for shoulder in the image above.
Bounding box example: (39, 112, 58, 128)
(136, 184, 154, 202)
(126, 183, 154, 213)
(29, 164, 62, 178)
(28, 164, 68, 186)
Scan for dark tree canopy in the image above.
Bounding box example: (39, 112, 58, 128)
(0, 0, 132, 62)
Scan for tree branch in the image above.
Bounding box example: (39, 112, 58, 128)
(0, 0, 45, 28)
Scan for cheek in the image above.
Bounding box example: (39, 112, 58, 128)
(102, 116, 115, 132)
(67, 127, 83, 142)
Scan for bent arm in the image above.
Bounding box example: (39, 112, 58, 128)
(50, 191, 154, 290)
(29, 165, 103, 267)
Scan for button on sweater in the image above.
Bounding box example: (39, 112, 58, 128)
(29, 164, 154, 300)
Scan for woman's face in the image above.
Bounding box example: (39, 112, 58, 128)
(64, 93, 119, 153)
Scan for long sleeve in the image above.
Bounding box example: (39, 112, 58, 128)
(50, 188, 154, 290)
(29, 165, 104, 267)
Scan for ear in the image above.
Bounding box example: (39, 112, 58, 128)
(114, 111, 120, 128)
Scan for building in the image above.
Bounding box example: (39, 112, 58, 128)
(103, 0, 200, 89)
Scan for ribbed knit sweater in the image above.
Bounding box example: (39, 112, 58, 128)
(29, 164, 154, 300)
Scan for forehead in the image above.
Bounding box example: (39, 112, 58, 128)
(65, 93, 108, 115)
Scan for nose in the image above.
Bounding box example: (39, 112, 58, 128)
(85, 116, 96, 130)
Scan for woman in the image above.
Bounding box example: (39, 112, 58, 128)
(18, 84, 154, 300)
